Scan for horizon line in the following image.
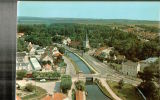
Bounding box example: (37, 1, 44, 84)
(18, 16, 160, 22)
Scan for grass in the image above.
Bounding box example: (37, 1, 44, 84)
(107, 80, 143, 100)
(22, 86, 47, 100)
(65, 55, 80, 74)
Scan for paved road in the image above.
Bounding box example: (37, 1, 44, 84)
(66, 47, 141, 86)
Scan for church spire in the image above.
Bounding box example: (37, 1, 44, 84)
(86, 34, 89, 41)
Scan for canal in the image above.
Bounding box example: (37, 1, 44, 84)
(86, 82, 111, 100)
(65, 50, 91, 74)
(65, 49, 111, 100)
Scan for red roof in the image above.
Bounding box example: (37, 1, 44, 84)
(41, 95, 52, 100)
(16, 95, 21, 100)
(53, 93, 66, 100)
(76, 91, 83, 100)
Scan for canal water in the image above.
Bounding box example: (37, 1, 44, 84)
(65, 50, 91, 74)
(86, 82, 111, 100)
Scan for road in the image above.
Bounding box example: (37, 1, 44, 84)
(66, 47, 141, 86)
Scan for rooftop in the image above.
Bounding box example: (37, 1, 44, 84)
(76, 91, 83, 100)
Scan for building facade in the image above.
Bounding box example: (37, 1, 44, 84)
(122, 61, 140, 77)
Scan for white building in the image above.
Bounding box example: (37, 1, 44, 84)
(62, 37, 71, 46)
(30, 57, 41, 70)
(122, 61, 140, 77)
(16, 52, 32, 71)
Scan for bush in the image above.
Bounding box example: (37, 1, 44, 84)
(118, 79, 124, 89)
(75, 80, 86, 91)
(17, 70, 27, 80)
(24, 83, 35, 92)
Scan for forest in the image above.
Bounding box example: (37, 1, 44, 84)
(17, 23, 160, 61)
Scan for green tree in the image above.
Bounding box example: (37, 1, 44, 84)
(75, 80, 86, 91)
(16, 70, 27, 80)
(118, 79, 124, 89)
(60, 75, 72, 93)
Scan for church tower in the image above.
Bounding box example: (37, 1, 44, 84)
(83, 34, 90, 49)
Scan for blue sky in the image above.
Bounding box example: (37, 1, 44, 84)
(18, 1, 160, 21)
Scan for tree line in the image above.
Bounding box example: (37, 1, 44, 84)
(18, 23, 160, 61)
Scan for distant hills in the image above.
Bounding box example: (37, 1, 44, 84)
(18, 16, 159, 25)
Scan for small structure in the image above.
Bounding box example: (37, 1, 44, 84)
(62, 37, 71, 46)
(76, 90, 83, 100)
(16, 52, 31, 70)
(94, 46, 114, 61)
(83, 34, 90, 49)
(30, 57, 41, 70)
(122, 61, 140, 77)
(52, 93, 67, 100)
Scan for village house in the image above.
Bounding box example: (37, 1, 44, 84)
(16, 52, 32, 71)
(40, 46, 63, 71)
(122, 61, 140, 77)
(28, 42, 40, 55)
(94, 47, 115, 60)
(62, 37, 71, 46)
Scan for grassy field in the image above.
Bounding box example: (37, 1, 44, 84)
(22, 86, 47, 100)
(107, 80, 143, 100)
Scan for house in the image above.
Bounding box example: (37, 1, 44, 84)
(16, 52, 32, 71)
(122, 61, 140, 77)
(52, 93, 67, 100)
(42, 64, 52, 72)
(62, 37, 71, 46)
(28, 42, 40, 55)
(36, 49, 45, 55)
(30, 57, 41, 70)
(76, 90, 83, 100)
(94, 46, 114, 60)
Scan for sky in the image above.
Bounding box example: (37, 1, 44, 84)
(18, 1, 160, 21)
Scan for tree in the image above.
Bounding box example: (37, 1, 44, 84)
(60, 75, 72, 93)
(16, 70, 27, 80)
(59, 47, 65, 54)
(75, 80, 86, 91)
(118, 79, 124, 89)
(99, 52, 107, 62)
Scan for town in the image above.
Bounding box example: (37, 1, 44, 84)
(16, 1, 160, 100)
(16, 22, 160, 100)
